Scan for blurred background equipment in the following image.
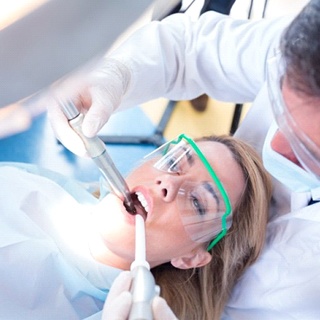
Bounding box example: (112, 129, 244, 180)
(0, 0, 308, 182)
(0, 0, 181, 108)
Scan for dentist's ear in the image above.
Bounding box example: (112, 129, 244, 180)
(170, 247, 212, 270)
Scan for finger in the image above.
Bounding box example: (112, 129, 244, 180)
(152, 296, 178, 320)
(81, 86, 114, 137)
(102, 291, 132, 320)
(46, 101, 87, 156)
(106, 271, 133, 302)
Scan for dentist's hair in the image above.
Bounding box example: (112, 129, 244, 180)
(281, 0, 320, 97)
(151, 135, 272, 320)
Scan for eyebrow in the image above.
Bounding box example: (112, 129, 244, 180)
(181, 146, 194, 166)
(203, 182, 220, 208)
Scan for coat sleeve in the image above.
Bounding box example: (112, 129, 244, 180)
(109, 11, 293, 108)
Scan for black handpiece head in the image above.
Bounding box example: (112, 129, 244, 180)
(124, 199, 137, 215)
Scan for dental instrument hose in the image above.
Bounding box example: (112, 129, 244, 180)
(129, 214, 159, 320)
(59, 99, 136, 214)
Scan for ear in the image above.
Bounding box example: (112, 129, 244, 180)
(170, 248, 212, 270)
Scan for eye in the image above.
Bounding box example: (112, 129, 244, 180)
(191, 195, 206, 216)
(166, 157, 180, 173)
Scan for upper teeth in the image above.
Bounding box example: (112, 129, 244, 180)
(136, 192, 149, 213)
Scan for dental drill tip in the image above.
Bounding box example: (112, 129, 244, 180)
(124, 200, 137, 215)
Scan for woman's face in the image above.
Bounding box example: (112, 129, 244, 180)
(91, 140, 245, 269)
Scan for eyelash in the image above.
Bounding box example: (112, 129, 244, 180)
(166, 157, 180, 173)
(190, 194, 206, 216)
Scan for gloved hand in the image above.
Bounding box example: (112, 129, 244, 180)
(152, 296, 178, 320)
(102, 271, 178, 320)
(47, 58, 131, 156)
(102, 271, 132, 320)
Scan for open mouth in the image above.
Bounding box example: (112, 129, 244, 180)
(126, 192, 149, 220)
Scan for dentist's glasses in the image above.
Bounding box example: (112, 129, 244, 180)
(267, 53, 320, 179)
(144, 134, 232, 251)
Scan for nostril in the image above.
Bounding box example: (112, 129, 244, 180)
(162, 188, 168, 197)
(156, 179, 169, 198)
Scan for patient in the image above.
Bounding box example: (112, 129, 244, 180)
(0, 134, 271, 320)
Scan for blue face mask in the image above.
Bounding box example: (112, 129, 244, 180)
(263, 121, 320, 193)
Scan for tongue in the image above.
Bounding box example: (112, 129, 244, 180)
(123, 201, 137, 215)
(124, 193, 147, 220)
(133, 203, 147, 220)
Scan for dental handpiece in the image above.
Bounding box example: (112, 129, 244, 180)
(129, 214, 159, 320)
(59, 99, 136, 214)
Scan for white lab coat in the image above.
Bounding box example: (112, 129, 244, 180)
(223, 201, 320, 320)
(0, 164, 121, 320)
(113, 11, 291, 109)
(111, 11, 320, 319)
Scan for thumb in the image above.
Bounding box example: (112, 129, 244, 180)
(81, 86, 115, 137)
(152, 296, 178, 320)
(102, 291, 132, 320)
(47, 100, 87, 156)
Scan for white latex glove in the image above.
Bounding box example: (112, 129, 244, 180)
(152, 296, 178, 320)
(102, 271, 178, 320)
(102, 271, 133, 320)
(47, 58, 131, 156)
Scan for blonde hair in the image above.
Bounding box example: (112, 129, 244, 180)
(151, 135, 272, 319)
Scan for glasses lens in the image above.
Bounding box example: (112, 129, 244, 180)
(144, 134, 232, 247)
(153, 139, 192, 174)
(177, 182, 231, 243)
(267, 54, 320, 179)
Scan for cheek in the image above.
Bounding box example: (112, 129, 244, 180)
(145, 206, 193, 260)
(126, 166, 154, 186)
(282, 81, 320, 147)
(91, 196, 135, 247)
(297, 116, 320, 148)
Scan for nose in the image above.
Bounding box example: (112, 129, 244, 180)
(271, 130, 301, 166)
(155, 174, 183, 202)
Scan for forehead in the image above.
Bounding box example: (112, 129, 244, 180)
(196, 141, 236, 173)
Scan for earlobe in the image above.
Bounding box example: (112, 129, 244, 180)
(171, 249, 212, 270)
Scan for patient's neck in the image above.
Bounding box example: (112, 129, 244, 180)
(88, 231, 132, 270)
